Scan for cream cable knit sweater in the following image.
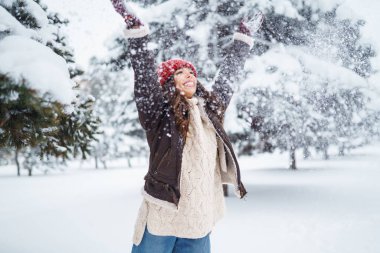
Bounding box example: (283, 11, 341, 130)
(132, 97, 225, 245)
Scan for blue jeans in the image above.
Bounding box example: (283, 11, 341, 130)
(131, 227, 211, 253)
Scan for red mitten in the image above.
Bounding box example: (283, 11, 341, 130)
(110, 0, 143, 28)
(238, 10, 264, 36)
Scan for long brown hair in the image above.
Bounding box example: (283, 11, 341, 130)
(161, 76, 225, 140)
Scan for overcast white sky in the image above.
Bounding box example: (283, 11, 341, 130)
(41, 0, 380, 71)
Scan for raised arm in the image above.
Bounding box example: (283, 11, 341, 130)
(111, 0, 165, 131)
(212, 11, 264, 110)
(128, 35, 165, 131)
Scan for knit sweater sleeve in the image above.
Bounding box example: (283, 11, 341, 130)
(211, 32, 253, 110)
(128, 31, 165, 131)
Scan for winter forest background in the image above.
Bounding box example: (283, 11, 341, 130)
(1, 0, 380, 253)
(1, 0, 380, 173)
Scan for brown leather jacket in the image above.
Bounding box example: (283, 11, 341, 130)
(129, 35, 250, 207)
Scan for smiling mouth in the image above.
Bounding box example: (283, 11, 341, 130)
(184, 81, 194, 87)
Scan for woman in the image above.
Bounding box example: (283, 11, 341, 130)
(110, 1, 263, 252)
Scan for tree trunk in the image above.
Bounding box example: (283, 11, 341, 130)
(303, 147, 310, 159)
(28, 168, 32, 177)
(323, 147, 329, 160)
(15, 148, 20, 176)
(95, 156, 98, 169)
(338, 144, 345, 156)
(223, 185, 229, 197)
(289, 147, 296, 170)
(101, 160, 107, 169)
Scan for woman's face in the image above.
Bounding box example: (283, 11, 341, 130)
(173, 67, 197, 99)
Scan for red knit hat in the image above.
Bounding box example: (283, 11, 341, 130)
(157, 58, 197, 85)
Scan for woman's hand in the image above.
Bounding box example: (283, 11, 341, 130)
(110, 0, 143, 29)
(238, 10, 264, 36)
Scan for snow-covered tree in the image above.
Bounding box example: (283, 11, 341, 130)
(0, 0, 99, 176)
(83, 55, 147, 169)
(232, 2, 377, 168)
(46, 9, 84, 79)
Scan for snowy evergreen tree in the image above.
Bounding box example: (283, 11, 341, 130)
(234, 2, 368, 164)
(0, 0, 99, 176)
(82, 56, 147, 169)
(46, 10, 84, 79)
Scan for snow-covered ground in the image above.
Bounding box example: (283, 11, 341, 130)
(1, 144, 380, 253)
